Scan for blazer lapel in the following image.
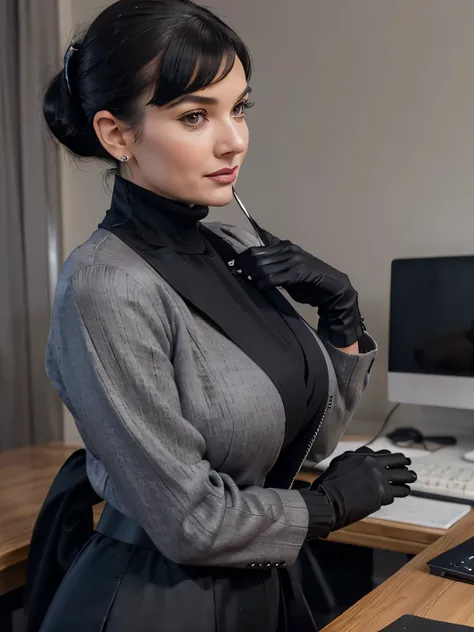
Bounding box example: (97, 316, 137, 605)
(106, 226, 308, 438)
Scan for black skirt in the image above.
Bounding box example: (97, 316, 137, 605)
(38, 530, 307, 632)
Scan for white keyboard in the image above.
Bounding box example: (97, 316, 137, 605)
(410, 459, 474, 504)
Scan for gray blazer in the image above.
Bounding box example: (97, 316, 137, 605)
(46, 222, 377, 569)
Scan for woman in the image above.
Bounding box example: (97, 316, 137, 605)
(27, 1, 416, 630)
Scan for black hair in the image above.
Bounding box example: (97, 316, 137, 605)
(43, 0, 252, 163)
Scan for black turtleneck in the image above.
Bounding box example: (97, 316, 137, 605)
(100, 176, 210, 254)
(99, 175, 329, 489)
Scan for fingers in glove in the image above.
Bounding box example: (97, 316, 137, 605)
(390, 484, 411, 499)
(326, 451, 356, 467)
(252, 241, 294, 258)
(252, 253, 295, 270)
(232, 243, 293, 274)
(230, 249, 260, 276)
(250, 260, 294, 282)
(373, 452, 412, 469)
(352, 446, 392, 456)
(386, 468, 417, 485)
(353, 447, 392, 456)
(255, 270, 299, 290)
(372, 467, 395, 505)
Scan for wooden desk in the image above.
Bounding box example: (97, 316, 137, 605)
(0, 442, 468, 601)
(322, 506, 474, 631)
(0, 443, 77, 597)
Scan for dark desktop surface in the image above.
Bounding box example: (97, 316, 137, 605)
(428, 535, 474, 583)
(380, 615, 474, 631)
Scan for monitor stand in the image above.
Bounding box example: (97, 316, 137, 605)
(422, 406, 474, 436)
(392, 405, 474, 441)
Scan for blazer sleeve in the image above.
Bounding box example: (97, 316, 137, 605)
(46, 264, 309, 569)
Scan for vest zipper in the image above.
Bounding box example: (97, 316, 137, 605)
(288, 394, 334, 490)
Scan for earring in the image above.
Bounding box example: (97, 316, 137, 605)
(120, 155, 129, 163)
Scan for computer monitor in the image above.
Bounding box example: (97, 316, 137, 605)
(388, 255, 474, 410)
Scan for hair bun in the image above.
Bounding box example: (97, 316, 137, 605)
(43, 69, 101, 158)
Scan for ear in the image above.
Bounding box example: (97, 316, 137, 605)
(93, 110, 133, 161)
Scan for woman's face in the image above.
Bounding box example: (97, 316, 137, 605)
(124, 57, 250, 207)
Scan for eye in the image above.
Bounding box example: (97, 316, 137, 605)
(233, 99, 255, 118)
(180, 109, 207, 130)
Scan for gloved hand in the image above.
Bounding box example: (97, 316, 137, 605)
(313, 446, 417, 531)
(231, 233, 364, 347)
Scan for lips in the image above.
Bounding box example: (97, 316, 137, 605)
(206, 166, 238, 177)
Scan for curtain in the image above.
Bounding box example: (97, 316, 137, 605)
(0, 0, 63, 450)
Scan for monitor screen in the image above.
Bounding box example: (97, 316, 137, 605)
(389, 256, 474, 379)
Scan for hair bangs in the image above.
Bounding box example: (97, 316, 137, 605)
(148, 15, 252, 107)
(48, 0, 253, 161)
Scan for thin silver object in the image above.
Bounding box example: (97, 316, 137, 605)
(232, 188, 265, 247)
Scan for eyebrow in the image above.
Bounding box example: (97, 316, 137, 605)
(167, 85, 252, 108)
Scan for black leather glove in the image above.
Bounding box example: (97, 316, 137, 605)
(312, 446, 417, 532)
(231, 233, 364, 347)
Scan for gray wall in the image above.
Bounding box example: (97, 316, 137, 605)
(59, 0, 474, 439)
(207, 0, 474, 426)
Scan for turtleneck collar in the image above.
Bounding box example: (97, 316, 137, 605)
(99, 175, 210, 254)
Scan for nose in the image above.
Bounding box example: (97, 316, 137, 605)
(214, 118, 247, 158)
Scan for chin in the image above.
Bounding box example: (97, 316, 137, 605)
(201, 185, 235, 208)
